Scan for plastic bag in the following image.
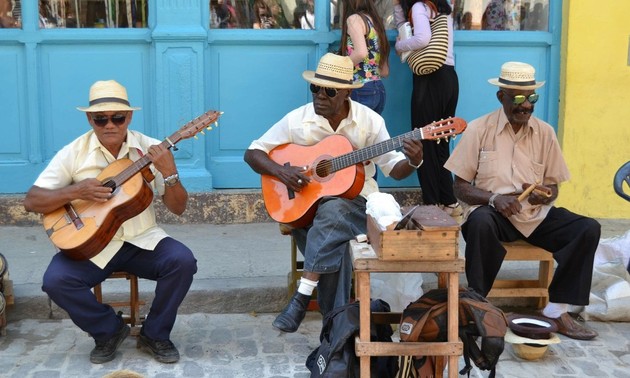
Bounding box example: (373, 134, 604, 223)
(582, 230, 630, 321)
(370, 273, 423, 313)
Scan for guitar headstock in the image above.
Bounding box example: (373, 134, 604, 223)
(177, 110, 223, 141)
(420, 117, 467, 143)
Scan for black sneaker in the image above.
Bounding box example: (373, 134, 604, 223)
(138, 331, 180, 363)
(90, 322, 130, 364)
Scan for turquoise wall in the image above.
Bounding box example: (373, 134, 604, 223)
(0, 0, 561, 194)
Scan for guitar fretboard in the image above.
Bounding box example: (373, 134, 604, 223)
(330, 128, 424, 173)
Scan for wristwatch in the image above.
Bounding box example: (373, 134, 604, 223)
(488, 193, 500, 208)
(164, 172, 180, 187)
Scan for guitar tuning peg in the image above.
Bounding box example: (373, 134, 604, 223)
(214, 121, 219, 127)
(436, 139, 441, 144)
(194, 135, 198, 140)
(206, 126, 212, 130)
(200, 130, 205, 135)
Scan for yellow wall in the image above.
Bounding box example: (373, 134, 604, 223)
(557, 2, 630, 218)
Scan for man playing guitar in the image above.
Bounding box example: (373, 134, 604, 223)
(244, 53, 424, 333)
(23, 80, 198, 364)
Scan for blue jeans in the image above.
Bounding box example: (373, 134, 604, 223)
(291, 196, 368, 316)
(350, 80, 386, 115)
(42, 237, 197, 341)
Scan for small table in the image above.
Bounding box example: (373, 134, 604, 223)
(350, 241, 464, 378)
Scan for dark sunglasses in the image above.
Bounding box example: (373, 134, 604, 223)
(504, 92, 539, 105)
(91, 114, 128, 127)
(310, 84, 338, 98)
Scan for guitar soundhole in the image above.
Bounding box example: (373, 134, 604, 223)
(102, 180, 117, 192)
(313, 159, 333, 180)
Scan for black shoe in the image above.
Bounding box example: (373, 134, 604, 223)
(272, 292, 311, 333)
(90, 322, 130, 364)
(138, 331, 180, 363)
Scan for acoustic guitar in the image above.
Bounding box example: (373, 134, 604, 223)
(42, 110, 222, 261)
(261, 117, 467, 228)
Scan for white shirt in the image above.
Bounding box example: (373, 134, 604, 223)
(34, 130, 170, 268)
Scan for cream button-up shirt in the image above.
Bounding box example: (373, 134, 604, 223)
(34, 130, 169, 268)
(248, 99, 406, 199)
(444, 109, 570, 237)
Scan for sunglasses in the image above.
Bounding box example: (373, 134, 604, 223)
(504, 92, 539, 105)
(310, 84, 338, 98)
(91, 114, 128, 127)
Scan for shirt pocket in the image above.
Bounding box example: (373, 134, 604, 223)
(476, 150, 497, 181)
(529, 160, 545, 184)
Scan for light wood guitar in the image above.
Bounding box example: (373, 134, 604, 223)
(42, 110, 222, 261)
(261, 117, 467, 228)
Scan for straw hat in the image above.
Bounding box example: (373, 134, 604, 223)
(303, 53, 363, 89)
(504, 328, 560, 346)
(77, 80, 141, 112)
(511, 343, 550, 361)
(488, 61, 545, 90)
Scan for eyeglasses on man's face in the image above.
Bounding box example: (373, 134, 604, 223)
(503, 91, 539, 106)
(91, 113, 128, 127)
(310, 84, 338, 98)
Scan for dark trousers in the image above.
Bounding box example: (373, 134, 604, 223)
(462, 206, 600, 305)
(292, 196, 367, 316)
(411, 65, 459, 206)
(42, 237, 197, 342)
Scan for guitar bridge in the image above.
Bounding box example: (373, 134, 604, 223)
(64, 204, 84, 230)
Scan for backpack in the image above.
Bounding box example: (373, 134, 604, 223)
(306, 299, 398, 378)
(398, 287, 508, 378)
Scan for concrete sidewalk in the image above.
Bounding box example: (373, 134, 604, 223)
(1, 219, 630, 377)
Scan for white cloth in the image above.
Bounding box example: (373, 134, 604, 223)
(582, 230, 630, 321)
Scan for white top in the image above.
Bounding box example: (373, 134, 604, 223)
(34, 130, 170, 268)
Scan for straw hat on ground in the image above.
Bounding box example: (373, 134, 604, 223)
(488, 61, 545, 90)
(77, 80, 141, 112)
(302, 53, 363, 89)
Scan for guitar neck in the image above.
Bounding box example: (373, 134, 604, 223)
(105, 133, 181, 188)
(330, 128, 424, 173)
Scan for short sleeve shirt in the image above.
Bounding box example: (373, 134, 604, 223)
(247, 99, 406, 198)
(444, 109, 570, 236)
(33, 130, 169, 268)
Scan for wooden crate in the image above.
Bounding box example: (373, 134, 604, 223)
(367, 206, 459, 261)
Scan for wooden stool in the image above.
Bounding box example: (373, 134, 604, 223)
(487, 240, 554, 308)
(94, 271, 145, 335)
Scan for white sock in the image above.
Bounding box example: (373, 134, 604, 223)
(297, 277, 318, 296)
(542, 302, 569, 318)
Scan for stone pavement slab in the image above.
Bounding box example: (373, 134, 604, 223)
(1, 312, 629, 378)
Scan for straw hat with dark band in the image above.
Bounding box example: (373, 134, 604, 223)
(488, 61, 545, 90)
(77, 80, 141, 112)
(302, 53, 363, 89)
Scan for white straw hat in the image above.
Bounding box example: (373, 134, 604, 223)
(488, 61, 545, 90)
(303, 53, 363, 89)
(77, 80, 141, 112)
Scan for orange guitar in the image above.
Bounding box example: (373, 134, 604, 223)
(42, 110, 222, 261)
(261, 117, 467, 228)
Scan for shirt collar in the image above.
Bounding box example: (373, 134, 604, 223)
(497, 108, 535, 135)
(87, 130, 143, 159)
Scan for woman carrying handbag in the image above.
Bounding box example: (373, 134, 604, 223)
(394, 0, 462, 220)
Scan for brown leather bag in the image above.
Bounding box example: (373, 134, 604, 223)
(398, 287, 508, 378)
